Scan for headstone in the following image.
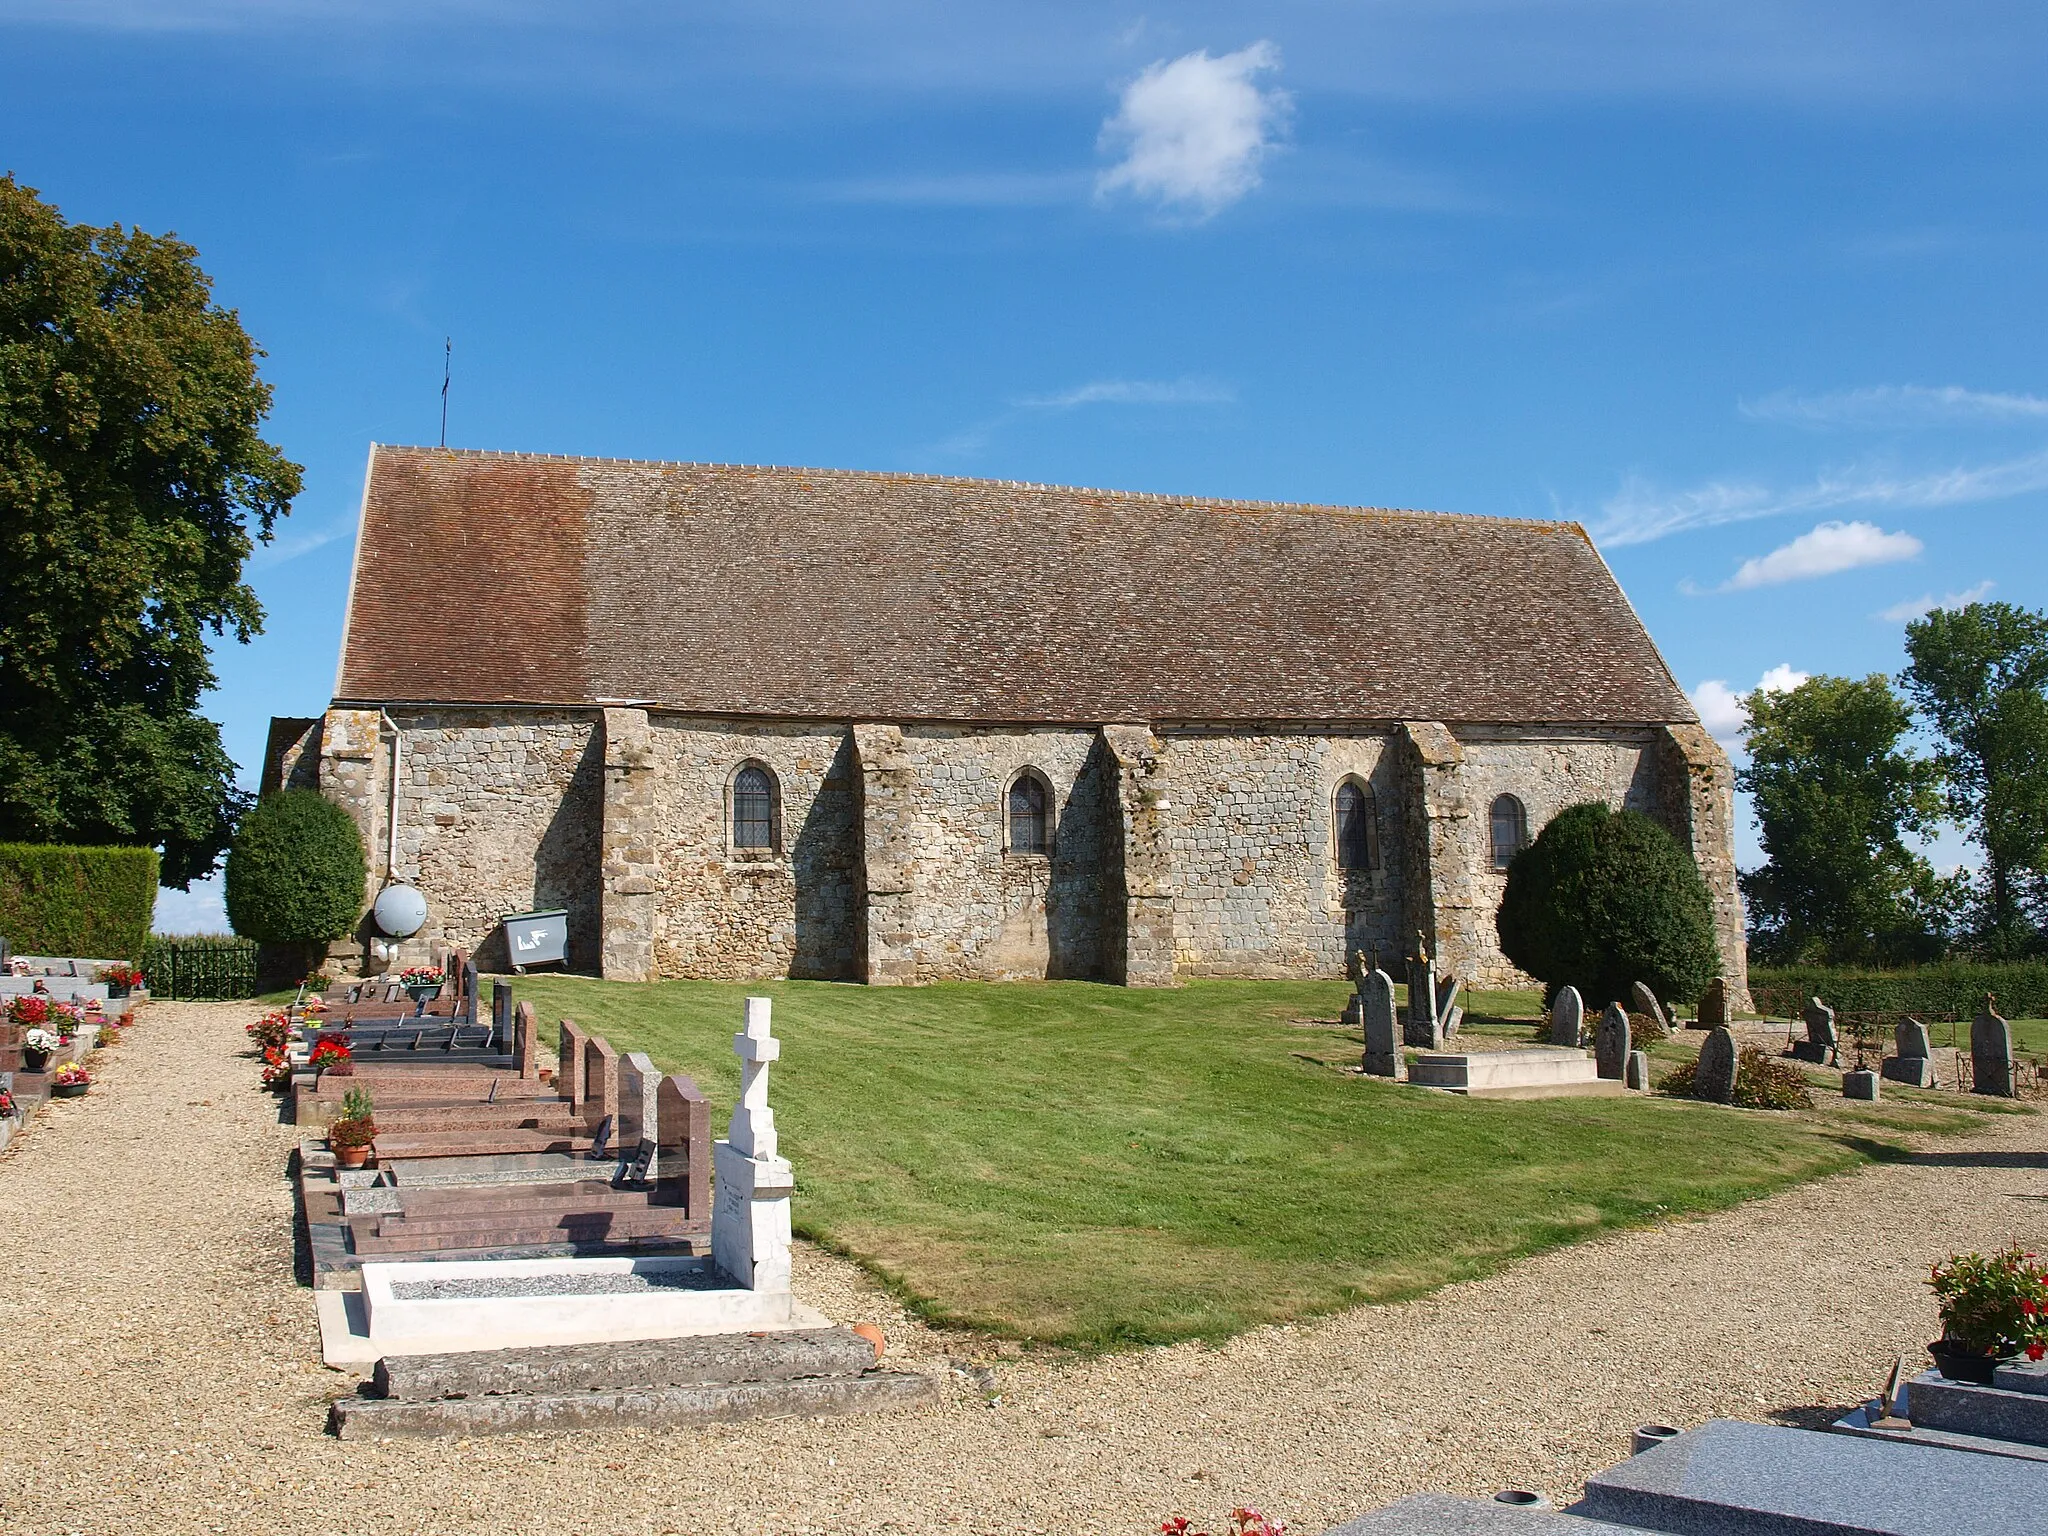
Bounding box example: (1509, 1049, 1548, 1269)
(1694, 1025, 1738, 1103)
(1625, 1049, 1649, 1090)
(1404, 932, 1440, 1049)
(711, 997, 795, 1294)
(1339, 990, 1364, 1034)
(1793, 997, 1837, 1064)
(617, 1050, 663, 1183)
(511, 998, 540, 1080)
(1972, 997, 2016, 1098)
(1697, 977, 1728, 1028)
(1548, 986, 1584, 1048)
(1881, 1017, 1936, 1087)
(558, 1017, 588, 1108)
(1842, 1069, 1880, 1101)
(658, 1072, 712, 1216)
(1628, 981, 1669, 1033)
(583, 1032, 620, 1129)
(1359, 969, 1402, 1078)
(1595, 1003, 1631, 1080)
(1435, 975, 1464, 1040)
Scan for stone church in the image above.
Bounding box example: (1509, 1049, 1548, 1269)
(266, 444, 1748, 1004)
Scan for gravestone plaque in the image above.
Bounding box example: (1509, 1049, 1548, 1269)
(1794, 997, 1837, 1064)
(1694, 1026, 1738, 1103)
(618, 1050, 663, 1183)
(558, 1018, 588, 1108)
(1404, 933, 1440, 1049)
(1842, 1069, 1880, 1101)
(1697, 977, 1728, 1028)
(1359, 969, 1402, 1078)
(1628, 981, 1669, 1033)
(1625, 1049, 1649, 1091)
(1972, 998, 2016, 1098)
(1548, 985, 1584, 1048)
(1435, 975, 1464, 1040)
(1882, 1017, 1936, 1087)
(1595, 1003, 1631, 1080)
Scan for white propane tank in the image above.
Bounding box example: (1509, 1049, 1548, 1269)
(371, 883, 428, 939)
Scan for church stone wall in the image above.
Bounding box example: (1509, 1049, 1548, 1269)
(1159, 732, 1406, 979)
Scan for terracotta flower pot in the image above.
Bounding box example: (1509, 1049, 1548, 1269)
(334, 1144, 371, 1169)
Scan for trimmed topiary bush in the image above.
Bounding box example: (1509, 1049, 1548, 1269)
(0, 843, 158, 959)
(224, 790, 365, 946)
(1496, 801, 1719, 1010)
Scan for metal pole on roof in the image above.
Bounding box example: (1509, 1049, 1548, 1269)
(439, 338, 451, 448)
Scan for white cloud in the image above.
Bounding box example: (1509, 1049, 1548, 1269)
(153, 874, 231, 935)
(1016, 377, 1235, 409)
(1689, 664, 1809, 747)
(1741, 384, 2048, 430)
(1095, 42, 1290, 218)
(1721, 519, 1922, 591)
(1589, 447, 2048, 546)
(1877, 580, 1996, 624)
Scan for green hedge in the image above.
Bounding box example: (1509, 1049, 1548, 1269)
(0, 843, 159, 960)
(1751, 963, 2048, 1021)
(142, 934, 259, 1000)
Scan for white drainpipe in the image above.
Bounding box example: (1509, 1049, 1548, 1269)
(379, 710, 403, 886)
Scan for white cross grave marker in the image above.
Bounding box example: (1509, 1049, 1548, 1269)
(710, 996, 795, 1294)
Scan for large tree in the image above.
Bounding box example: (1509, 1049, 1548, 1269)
(1901, 602, 2048, 956)
(1737, 674, 1949, 965)
(0, 175, 300, 886)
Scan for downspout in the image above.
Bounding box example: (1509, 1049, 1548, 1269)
(379, 710, 402, 886)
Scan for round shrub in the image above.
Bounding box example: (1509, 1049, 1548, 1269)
(1495, 801, 1719, 1010)
(224, 789, 366, 944)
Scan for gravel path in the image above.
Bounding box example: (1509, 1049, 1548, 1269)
(1, 1001, 2042, 1536)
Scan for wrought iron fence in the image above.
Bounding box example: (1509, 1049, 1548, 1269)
(142, 936, 260, 1000)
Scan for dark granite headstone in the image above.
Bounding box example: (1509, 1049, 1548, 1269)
(1972, 999, 2016, 1097)
(1793, 996, 1838, 1064)
(1360, 969, 1402, 1078)
(1548, 985, 1584, 1048)
(1882, 1018, 1936, 1087)
(1697, 976, 1728, 1028)
(1595, 1003, 1630, 1080)
(1405, 934, 1440, 1049)
(1842, 1069, 1880, 1101)
(1694, 1026, 1738, 1103)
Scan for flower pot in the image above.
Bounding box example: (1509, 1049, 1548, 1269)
(1929, 1339, 2001, 1384)
(51, 1082, 88, 1098)
(107, 984, 131, 999)
(404, 983, 441, 1003)
(334, 1144, 371, 1169)
(22, 1049, 51, 1072)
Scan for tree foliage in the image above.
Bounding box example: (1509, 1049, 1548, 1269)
(1901, 602, 2048, 956)
(224, 790, 365, 945)
(0, 175, 301, 886)
(1495, 800, 1720, 1009)
(1737, 673, 1949, 965)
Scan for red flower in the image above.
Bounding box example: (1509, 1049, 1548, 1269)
(2030, 1342, 2045, 1362)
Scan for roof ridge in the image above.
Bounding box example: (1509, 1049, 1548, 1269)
(368, 442, 1580, 534)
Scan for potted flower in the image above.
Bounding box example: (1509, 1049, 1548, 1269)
(22, 1027, 60, 1072)
(1927, 1244, 2048, 1382)
(327, 1085, 377, 1169)
(259, 1045, 294, 1091)
(98, 963, 144, 999)
(50, 999, 84, 1042)
(308, 1034, 354, 1076)
(245, 1010, 293, 1055)
(50, 1064, 91, 1098)
(0, 1088, 15, 1120)
(7, 994, 49, 1031)
(399, 965, 445, 1003)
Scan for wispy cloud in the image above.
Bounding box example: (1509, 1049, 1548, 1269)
(1590, 448, 2048, 546)
(1690, 664, 1809, 748)
(921, 375, 1235, 461)
(1717, 519, 1921, 592)
(1096, 42, 1291, 219)
(1741, 384, 2048, 430)
(1877, 580, 1996, 624)
(1015, 377, 1234, 409)
(250, 521, 351, 568)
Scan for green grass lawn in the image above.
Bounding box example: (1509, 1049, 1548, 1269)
(495, 975, 2026, 1349)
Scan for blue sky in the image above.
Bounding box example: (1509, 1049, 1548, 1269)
(4, 2, 2043, 930)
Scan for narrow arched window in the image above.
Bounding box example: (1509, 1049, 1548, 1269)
(733, 764, 776, 850)
(1336, 781, 1378, 871)
(1007, 773, 1048, 856)
(1490, 794, 1526, 871)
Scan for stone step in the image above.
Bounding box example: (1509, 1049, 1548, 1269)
(330, 1370, 934, 1438)
(386, 1152, 597, 1188)
(351, 1209, 707, 1254)
(372, 1106, 580, 1133)
(369, 1128, 593, 1160)
(1908, 1367, 2048, 1447)
(390, 1181, 689, 1216)
(378, 1192, 690, 1234)
(370, 1327, 880, 1400)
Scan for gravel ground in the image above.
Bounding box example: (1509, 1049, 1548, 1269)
(0, 1000, 2042, 1536)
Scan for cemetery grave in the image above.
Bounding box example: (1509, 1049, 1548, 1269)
(0, 948, 146, 1147)
(277, 962, 930, 1434)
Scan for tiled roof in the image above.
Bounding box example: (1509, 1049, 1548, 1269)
(335, 445, 1696, 726)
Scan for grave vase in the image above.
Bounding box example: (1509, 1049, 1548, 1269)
(1928, 1339, 2002, 1385)
(23, 1046, 50, 1072)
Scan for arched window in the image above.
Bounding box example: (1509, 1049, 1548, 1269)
(733, 764, 776, 850)
(1490, 794, 1526, 871)
(1335, 780, 1378, 871)
(1007, 772, 1049, 856)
